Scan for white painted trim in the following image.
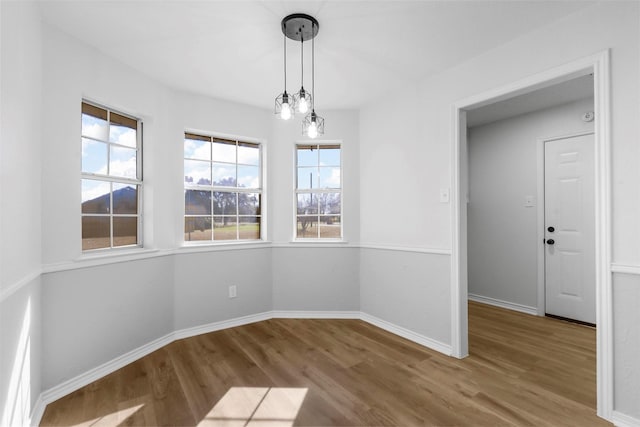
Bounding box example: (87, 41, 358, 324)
(451, 50, 613, 421)
(536, 137, 546, 316)
(0, 269, 41, 303)
(176, 242, 272, 254)
(39, 331, 175, 408)
(173, 312, 273, 340)
(40, 243, 452, 275)
(272, 310, 360, 319)
(611, 264, 640, 276)
(359, 244, 451, 255)
(43, 249, 171, 274)
(360, 312, 452, 356)
(613, 411, 640, 427)
(274, 242, 352, 249)
(28, 395, 45, 427)
(468, 294, 538, 316)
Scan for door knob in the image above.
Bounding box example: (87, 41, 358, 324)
(546, 239, 555, 245)
(547, 226, 555, 232)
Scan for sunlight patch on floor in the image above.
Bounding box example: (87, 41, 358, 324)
(198, 387, 308, 427)
(69, 403, 144, 427)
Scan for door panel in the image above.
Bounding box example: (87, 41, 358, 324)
(544, 133, 595, 324)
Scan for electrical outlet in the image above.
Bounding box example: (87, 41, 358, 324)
(440, 188, 450, 203)
(228, 285, 237, 298)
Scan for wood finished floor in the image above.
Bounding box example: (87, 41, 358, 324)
(40, 302, 610, 426)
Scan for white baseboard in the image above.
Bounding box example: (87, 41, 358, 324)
(272, 310, 360, 319)
(29, 395, 45, 427)
(173, 311, 272, 340)
(360, 312, 452, 356)
(39, 331, 175, 409)
(468, 293, 538, 316)
(31, 310, 451, 425)
(613, 411, 640, 427)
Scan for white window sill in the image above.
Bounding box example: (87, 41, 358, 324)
(178, 240, 272, 253)
(43, 247, 166, 273)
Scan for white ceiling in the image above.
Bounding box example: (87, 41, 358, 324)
(38, 1, 595, 111)
(467, 73, 594, 127)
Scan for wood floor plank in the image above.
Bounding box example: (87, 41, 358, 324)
(40, 302, 611, 426)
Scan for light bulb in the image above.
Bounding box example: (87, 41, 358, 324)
(307, 121, 318, 138)
(280, 102, 292, 120)
(298, 97, 309, 114)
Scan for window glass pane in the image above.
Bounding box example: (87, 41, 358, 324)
(185, 190, 212, 215)
(82, 179, 110, 214)
(319, 192, 341, 214)
(113, 183, 138, 214)
(297, 167, 317, 189)
(184, 217, 212, 241)
(109, 112, 137, 147)
(297, 216, 318, 239)
(184, 137, 211, 160)
(319, 167, 340, 189)
(297, 146, 317, 167)
(237, 165, 259, 189)
(113, 217, 137, 247)
(239, 193, 260, 216)
(239, 217, 260, 240)
(212, 163, 236, 186)
(319, 147, 340, 166)
(238, 143, 259, 165)
(212, 140, 236, 163)
(185, 159, 211, 185)
(82, 138, 107, 174)
(81, 103, 108, 141)
(214, 216, 237, 240)
(213, 192, 238, 215)
(82, 216, 110, 250)
(297, 193, 316, 215)
(319, 216, 341, 238)
(110, 146, 137, 179)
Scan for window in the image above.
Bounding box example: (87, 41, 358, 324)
(295, 143, 341, 239)
(81, 101, 142, 251)
(184, 133, 262, 242)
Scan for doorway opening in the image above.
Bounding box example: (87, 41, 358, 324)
(450, 51, 612, 420)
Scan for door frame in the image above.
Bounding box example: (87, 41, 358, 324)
(536, 131, 596, 318)
(450, 50, 612, 420)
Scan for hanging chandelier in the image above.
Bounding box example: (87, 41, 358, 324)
(274, 13, 324, 138)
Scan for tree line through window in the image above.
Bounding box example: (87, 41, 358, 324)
(184, 133, 262, 241)
(296, 144, 342, 239)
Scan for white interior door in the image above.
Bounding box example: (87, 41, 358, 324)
(544, 133, 595, 324)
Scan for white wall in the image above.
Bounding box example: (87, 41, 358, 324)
(613, 273, 640, 420)
(272, 247, 360, 312)
(36, 20, 361, 396)
(360, 1, 639, 419)
(0, 2, 43, 424)
(42, 259, 173, 390)
(467, 98, 594, 309)
(174, 249, 272, 330)
(270, 108, 360, 312)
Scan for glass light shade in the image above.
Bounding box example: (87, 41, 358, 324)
(294, 87, 311, 114)
(302, 111, 325, 139)
(275, 91, 295, 120)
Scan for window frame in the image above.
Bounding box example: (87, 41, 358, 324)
(293, 141, 343, 241)
(80, 100, 143, 252)
(183, 130, 265, 244)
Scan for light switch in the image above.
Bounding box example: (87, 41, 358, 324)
(525, 195, 535, 207)
(440, 188, 450, 203)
